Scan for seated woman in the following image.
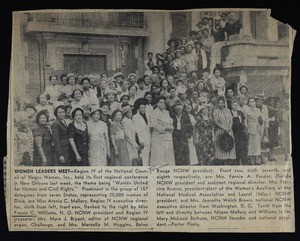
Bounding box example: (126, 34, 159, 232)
(32, 110, 53, 166)
(68, 108, 89, 166)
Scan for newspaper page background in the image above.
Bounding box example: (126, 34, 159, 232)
(6, 9, 295, 232)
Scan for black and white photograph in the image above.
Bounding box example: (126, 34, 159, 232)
(11, 10, 292, 167)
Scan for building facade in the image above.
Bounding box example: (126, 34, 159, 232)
(12, 10, 290, 100)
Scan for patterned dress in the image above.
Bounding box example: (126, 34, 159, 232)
(213, 108, 236, 161)
(194, 116, 214, 165)
(14, 127, 33, 166)
(110, 122, 130, 166)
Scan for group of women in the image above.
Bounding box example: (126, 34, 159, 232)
(14, 67, 290, 167)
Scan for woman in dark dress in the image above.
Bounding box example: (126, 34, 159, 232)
(100, 101, 115, 166)
(194, 104, 214, 165)
(231, 100, 248, 165)
(32, 110, 53, 166)
(68, 107, 89, 166)
(51, 105, 71, 166)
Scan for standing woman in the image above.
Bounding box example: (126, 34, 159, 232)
(122, 106, 140, 165)
(183, 103, 198, 165)
(213, 97, 236, 165)
(231, 100, 248, 165)
(149, 97, 175, 166)
(70, 89, 84, 110)
(105, 89, 122, 116)
(245, 98, 262, 165)
(68, 108, 89, 166)
(194, 104, 214, 165)
(51, 105, 71, 166)
(110, 110, 130, 166)
(128, 85, 138, 106)
(133, 98, 152, 166)
(45, 75, 61, 102)
(144, 91, 154, 116)
(210, 68, 226, 97)
(32, 110, 53, 166)
(87, 107, 110, 166)
(99, 101, 115, 166)
(278, 99, 291, 162)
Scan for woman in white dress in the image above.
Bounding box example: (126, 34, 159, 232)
(122, 105, 140, 164)
(183, 103, 198, 165)
(149, 97, 175, 166)
(87, 107, 110, 166)
(45, 75, 61, 102)
(245, 98, 262, 165)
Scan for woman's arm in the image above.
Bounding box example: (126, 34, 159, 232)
(69, 138, 81, 162)
(34, 136, 47, 165)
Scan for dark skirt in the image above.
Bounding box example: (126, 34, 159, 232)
(173, 130, 190, 165)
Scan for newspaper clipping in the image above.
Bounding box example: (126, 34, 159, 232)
(6, 9, 295, 232)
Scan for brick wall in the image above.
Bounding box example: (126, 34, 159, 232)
(246, 75, 284, 97)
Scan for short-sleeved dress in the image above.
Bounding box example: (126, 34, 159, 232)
(87, 120, 109, 166)
(110, 122, 130, 166)
(32, 124, 54, 166)
(68, 121, 89, 166)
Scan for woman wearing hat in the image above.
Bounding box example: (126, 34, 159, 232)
(105, 89, 122, 116)
(68, 107, 89, 166)
(194, 104, 214, 165)
(51, 105, 71, 166)
(149, 97, 175, 166)
(122, 105, 140, 165)
(110, 109, 130, 166)
(65, 73, 81, 97)
(32, 110, 54, 166)
(14, 111, 34, 166)
(213, 97, 236, 165)
(86, 106, 110, 166)
(245, 98, 262, 165)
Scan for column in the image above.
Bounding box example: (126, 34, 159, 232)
(241, 11, 252, 38)
(267, 16, 279, 41)
(191, 11, 200, 31)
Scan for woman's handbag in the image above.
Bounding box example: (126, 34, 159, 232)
(132, 154, 143, 166)
(218, 131, 234, 152)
